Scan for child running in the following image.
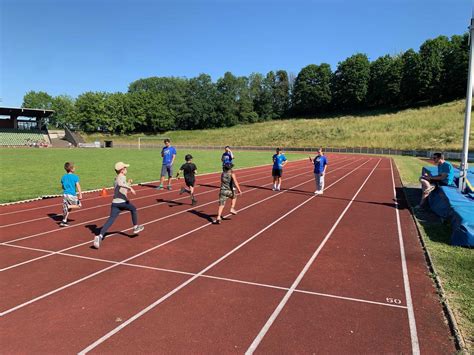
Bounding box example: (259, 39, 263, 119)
(213, 163, 242, 224)
(176, 154, 198, 206)
(272, 147, 287, 191)
(93, 162, 144, 249)
(60, 162, 82, 227)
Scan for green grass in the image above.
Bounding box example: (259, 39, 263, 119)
(0, 148, 307, 203)
(393, 156, 474, 351)
(83, 100, 473, 151)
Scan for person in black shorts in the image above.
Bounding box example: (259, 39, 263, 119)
(176, 154, 197, 206)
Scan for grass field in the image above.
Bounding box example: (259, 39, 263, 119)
(0, 148, 308, 203)
(83, 100, 473, 151)
(393, 156, 473, 351)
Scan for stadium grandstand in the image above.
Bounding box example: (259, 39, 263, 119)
(0, 107, 53, 147)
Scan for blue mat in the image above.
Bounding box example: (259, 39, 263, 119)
(423, 166, 474, 247)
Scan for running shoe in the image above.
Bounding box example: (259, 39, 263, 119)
(133, 225, 145, 234)
(167, 185, 172, 191)
(180, 187, 186, 195)
(155, 185, 164, 190)
(59, 221, 69, 227)
(93, 235, 103, 249)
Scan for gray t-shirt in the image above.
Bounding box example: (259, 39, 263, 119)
(112, 175, 129, 203)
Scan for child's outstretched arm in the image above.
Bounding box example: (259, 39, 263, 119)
(176, 169, 183, 179)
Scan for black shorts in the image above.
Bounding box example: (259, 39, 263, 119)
(185, 178, 195, 187)
(272, 168, 282, 177)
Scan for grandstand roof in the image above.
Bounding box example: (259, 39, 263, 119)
(0, 107, 54, 118)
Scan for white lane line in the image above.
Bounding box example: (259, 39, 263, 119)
(245, 158, 381, 354)
(0, 158, 357, 271)
(390, 159, 420, 354)
(0, 166, 319, 272)
(1, 158, 367, 318)
(76, 159, 373, 354)
(0, 161, 300, 228)
(0, 159, 306, 217)
(1, 241, 408, 311)
(1, 161, 317, 244)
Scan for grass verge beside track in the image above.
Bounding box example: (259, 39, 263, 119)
(393, 155, 473, 351)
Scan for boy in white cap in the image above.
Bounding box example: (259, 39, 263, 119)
(93, 162, 144, 249)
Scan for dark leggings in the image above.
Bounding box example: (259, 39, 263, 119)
(100, 201, 137, 236)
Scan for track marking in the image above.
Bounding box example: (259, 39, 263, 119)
(0, 159, 306, 217)
(0, 161, 304, 228)
(245, 158, 381, 354)
(1, 158, 369, 317)
(75, 159, 373, 354)
(1, 161, 321, 244)
(1, 158, 358, 271)
(390, 158, 420, 354)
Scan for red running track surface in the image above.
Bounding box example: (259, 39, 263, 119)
(0, 155, 455, 353)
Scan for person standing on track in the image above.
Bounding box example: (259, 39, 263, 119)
(176, 154, 198, 206)
(213, 163, 242, 224)
(272, 148, 287, 191)
(93, 162, 144, 249)
(59, 162, 82, 227)
(156, 138, 177, 190)
(221, 146, 234, 170)
(309, 147, 328, 195)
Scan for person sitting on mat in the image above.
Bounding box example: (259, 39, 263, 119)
(213, 163, 242, 224)
(93, 162, 144, 249)
(176, 154, 198, 206)
(416, 152, 455, 209)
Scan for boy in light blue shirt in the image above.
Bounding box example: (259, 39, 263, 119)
(60, 162, 82, 227)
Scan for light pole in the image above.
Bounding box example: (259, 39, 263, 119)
(459, 17, 474, 192)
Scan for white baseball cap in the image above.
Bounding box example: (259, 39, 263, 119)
(115, 162, 130, 171)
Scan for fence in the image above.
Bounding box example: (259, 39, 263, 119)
(109, 143, 474, 162)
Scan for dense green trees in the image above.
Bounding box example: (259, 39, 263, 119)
(22, 33, 469, 133)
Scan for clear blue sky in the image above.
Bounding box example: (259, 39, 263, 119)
(0, 0, 471, 107)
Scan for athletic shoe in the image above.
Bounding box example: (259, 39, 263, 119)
(314, 190, 322, 195)
(272, 187, 276, 191)
(156, 185, 163, 190)
(180, 187, 186, 195)
(212, 219, 221, 225)
(276, 187, 281, 191)
(133, 225, 145, 234)
(167, 185, 172, 191)
(59, 221, 69, 227)
(93, 235, 103, 249)
(191, 198, 197, 206)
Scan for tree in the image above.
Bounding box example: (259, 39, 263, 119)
(50, 95, 76, 128)
(367, 55, 403, 107)
(331, 54, 370, 109)
(22, 91, 53, 109)
(249, 72, 273, 120)
(292, 64, 332, 115)
(273, 70, 290, 117)
(400, 49, 422, 105)
(178, 74, 218, 129)
(215, 72, 240, 127)
(418, 35, 450, 102)
(75, 92, 109, 132)
(443, 33, 469, 100)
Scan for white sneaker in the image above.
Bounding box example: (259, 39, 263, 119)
(314, 190, 322, 195)
(133, 225, 144, 234)
(93, 235, 102, 249)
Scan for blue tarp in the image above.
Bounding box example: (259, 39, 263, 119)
(423, 165, 474, 247)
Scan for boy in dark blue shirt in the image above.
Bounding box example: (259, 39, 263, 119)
(157, 138, 177, 190)
(272, 148, 288, 191)
(177, 154, 198, 206)
(309, 147, 328, 195)
(60, 162, 82, 227)
(221, 146, 234, 169)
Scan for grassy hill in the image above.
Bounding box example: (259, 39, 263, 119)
(84, 100, 473, 151)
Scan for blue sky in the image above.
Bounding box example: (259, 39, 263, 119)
(0, 0, 471, 107)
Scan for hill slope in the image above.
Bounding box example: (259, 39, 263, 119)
(84, 100, 473, 151)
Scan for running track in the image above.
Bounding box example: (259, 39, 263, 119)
(0, 155, 455, 353)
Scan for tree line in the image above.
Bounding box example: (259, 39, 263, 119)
(22, 33, 468, 133)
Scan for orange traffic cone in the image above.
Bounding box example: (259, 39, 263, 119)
(99, 188, 108, 197)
